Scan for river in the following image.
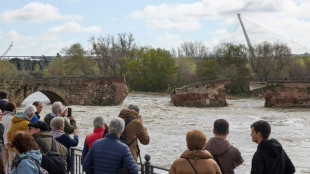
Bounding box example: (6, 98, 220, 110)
(21, 92, 310, 173)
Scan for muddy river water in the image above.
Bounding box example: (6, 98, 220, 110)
(21, 92, 310, 173)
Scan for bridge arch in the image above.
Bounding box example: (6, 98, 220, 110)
(1, 77, 128, 107)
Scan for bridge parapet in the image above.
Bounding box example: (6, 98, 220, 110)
(0, 76, 128, 106)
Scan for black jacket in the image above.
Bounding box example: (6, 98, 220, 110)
(251, 138, 295, 174)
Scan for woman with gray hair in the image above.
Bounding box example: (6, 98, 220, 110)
(50, 117, 78, 173)
(81, 116, 108, 163)
(7, 105, 36, 148)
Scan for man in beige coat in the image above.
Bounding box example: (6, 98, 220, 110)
(118, 106, 149, 162)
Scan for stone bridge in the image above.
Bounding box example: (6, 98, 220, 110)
(0, 76, 128, 106)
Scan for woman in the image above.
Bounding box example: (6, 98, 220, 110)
(2, 102, 16, 174)
(169, 129, 221, 174)
(51, 117, 78, 173)
(10, 131, 42, 174)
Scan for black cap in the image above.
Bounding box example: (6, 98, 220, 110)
(28, 121, 48, 131)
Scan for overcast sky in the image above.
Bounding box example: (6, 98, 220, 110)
(1, 0, 310, 56)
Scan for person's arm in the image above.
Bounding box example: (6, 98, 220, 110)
(251, 151, 264, 174)
(284, 151, 295, 174)
(137, 121, 150, 145)
(64, 118, 76, 134)
(168, 161, 177, 174)
(82, 146, 94, 174)
(81, 139, 89, 164)
(123, 146, 138, 174)
(233, 148, 244, 168)
(0, 123, 4, 139)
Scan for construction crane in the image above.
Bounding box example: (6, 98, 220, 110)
(0, 42, 13, 59)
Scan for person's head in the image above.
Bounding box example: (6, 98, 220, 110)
(109, 117, 125, 136)
(5, 102, 16, 112)
(213, 119, 229, 136)
(28, 121, 48, 135)
(24, 105, 37, 120)
(0, 91, 7, 99)
(52, 102, 62, 115)
(50, 117, 65, 131)
(93, 116, 105, 129)
(251, 120, 271, 144)
(11, 131, 37, 155)
(186, 129, 207, 151)
(128, 104, 140, 114)
(33, 101, 43, 114)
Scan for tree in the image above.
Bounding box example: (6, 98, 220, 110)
(89, 33, 136, 76)
(196, 58, 220, 80)
(176, 41, 208, 58)
(0, 60, 18, 79)
(213, 43, 250, 94)
(251, 41, 291, 78)
(44, 43, 98, 77)
(126, 47, 178, 92)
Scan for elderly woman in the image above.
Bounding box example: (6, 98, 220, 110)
(7, 105, 36, 148)
(51, 117, 78, 172)
(169, 129, 221, 174)
(10, 131, 42, 174)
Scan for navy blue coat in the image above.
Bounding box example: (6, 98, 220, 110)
(55, 134, 79, 172)
(83, 133, 138, 174)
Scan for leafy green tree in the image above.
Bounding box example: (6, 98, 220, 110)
(44, 56, 65, 77)
(213, 43, 250, 94)
(196, 58, 220, 80)
(0, 60, 18, 79)
(44, 43, 98, 77)
(126, 47, 178, 92)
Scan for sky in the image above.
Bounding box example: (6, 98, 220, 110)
(1, 0, 310, 57)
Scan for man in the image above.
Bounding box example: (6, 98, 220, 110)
(31, 101, 43, 122)
(206, 119, 243, 174)
(119, 105, 150, 162)
(44, 101, 77, 134)
(81, 116, 106, 163)
(28, 121, 68, 163)
(83, 117, 138, 174)
(0, 91, 8, 112)
(250, 120, 295, 174)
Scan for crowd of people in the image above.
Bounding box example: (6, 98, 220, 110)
(0, 90, 296, 174)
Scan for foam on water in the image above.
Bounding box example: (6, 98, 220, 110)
(21, 92, 310, 174)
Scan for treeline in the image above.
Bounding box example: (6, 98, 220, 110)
(1, 33, 310, 94)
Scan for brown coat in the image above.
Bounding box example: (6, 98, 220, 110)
(206, 137, 243, 174)
(118, 108, 150, 162)
(169, 150, 222, 174)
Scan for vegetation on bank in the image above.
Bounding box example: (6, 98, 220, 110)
(1, 33, 310, 95)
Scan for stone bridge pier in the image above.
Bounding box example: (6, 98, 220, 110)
(0, 77, 128, 106)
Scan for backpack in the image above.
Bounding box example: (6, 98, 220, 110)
(14, 156, 49, 174)
(34, 137, 66, 174)
(120, 117, 135, 146)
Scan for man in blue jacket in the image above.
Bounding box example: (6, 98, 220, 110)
(83, 117, 138, 174)
(250, 120, 295, 174)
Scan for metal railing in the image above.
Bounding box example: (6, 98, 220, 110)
(70, 147, 169, 174)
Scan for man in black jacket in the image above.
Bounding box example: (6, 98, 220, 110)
(250, 120, 295, 174)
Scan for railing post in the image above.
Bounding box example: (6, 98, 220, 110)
(71, 148, 75, 174)
(144, 154, 151, 174)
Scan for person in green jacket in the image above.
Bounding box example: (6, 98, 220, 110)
(43, 102, 77, 134)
